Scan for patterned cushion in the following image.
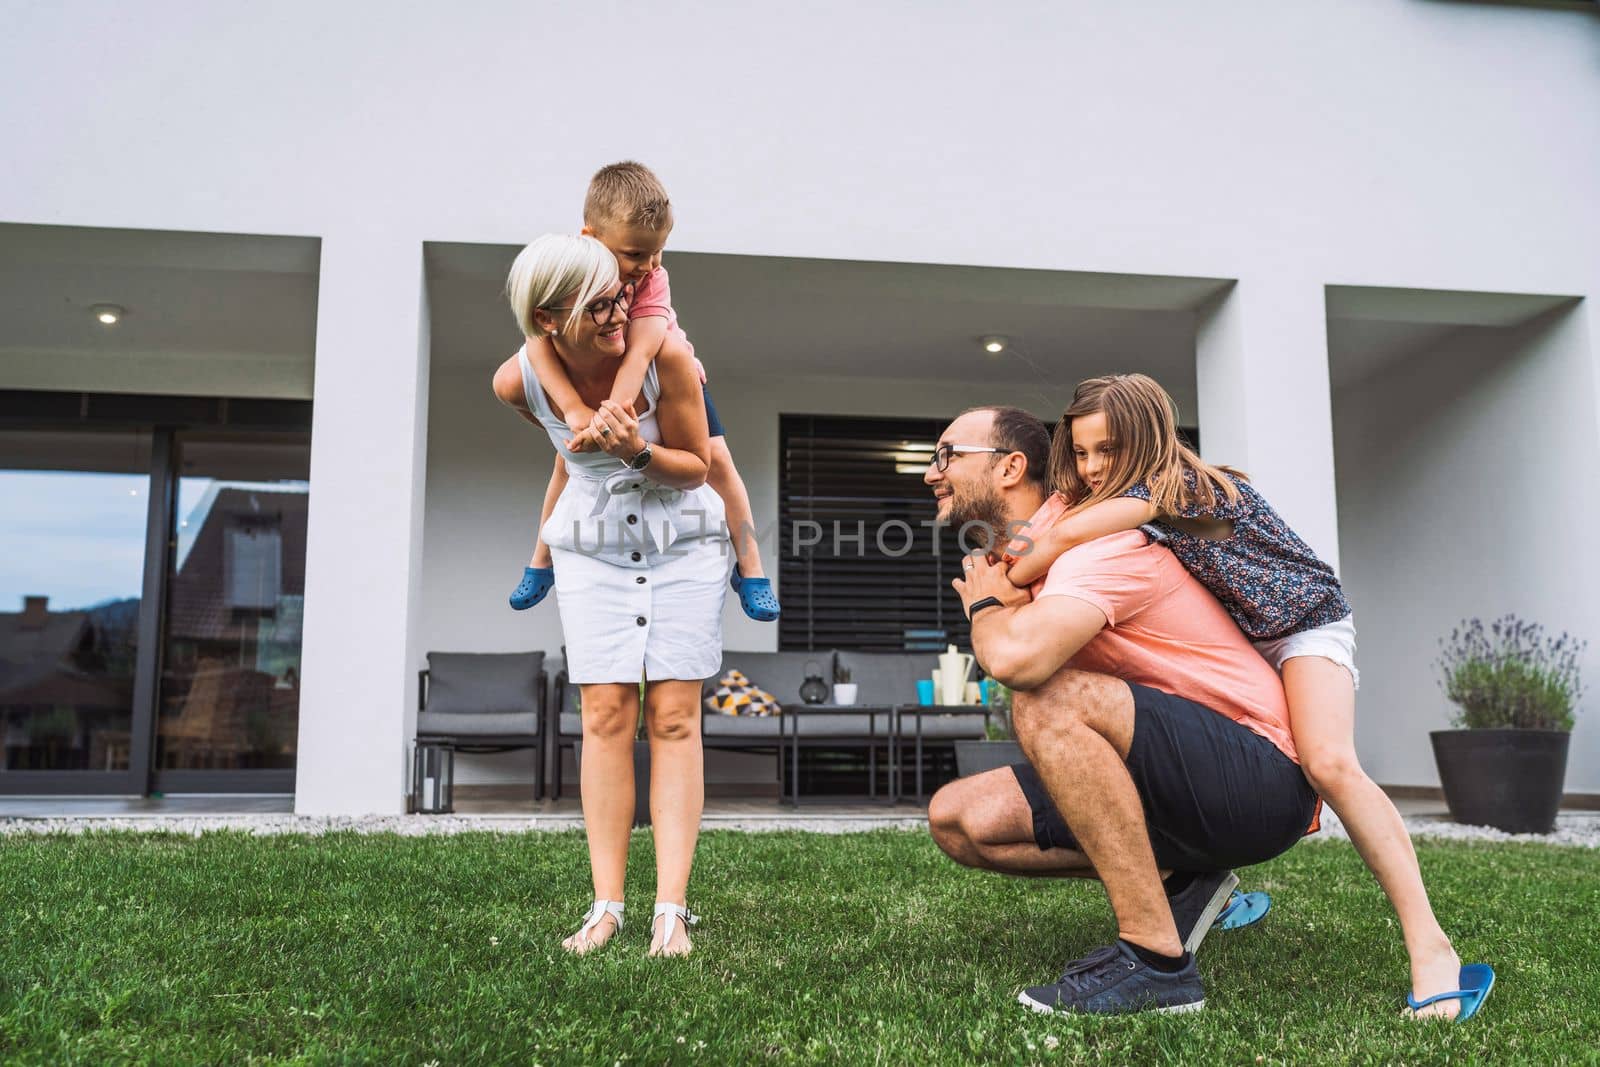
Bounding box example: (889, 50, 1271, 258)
(704, 669, 782, 716)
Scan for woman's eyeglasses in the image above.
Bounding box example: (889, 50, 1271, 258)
(549, 281, 636, 327)
(931, 443, 1005, 472)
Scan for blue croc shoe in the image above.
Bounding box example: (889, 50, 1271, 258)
(1407, 963, 1495, 1022)
(730, 565, 780, 622)
(509, 566, 555, 611)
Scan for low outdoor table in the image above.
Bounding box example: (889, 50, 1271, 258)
(778, 704, 897, 805)
(894, 704, 991, 802)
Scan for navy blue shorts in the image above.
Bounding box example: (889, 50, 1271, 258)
(1011, 681, 1317, 871)
(703, 385, 724, 438)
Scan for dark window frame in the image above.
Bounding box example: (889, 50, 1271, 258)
(0, 389, 310, 796)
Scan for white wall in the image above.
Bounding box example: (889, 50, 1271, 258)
(3, 2, 1596, 292)
(1333, 303, 1600, 792)
(294, 235, 431, 814)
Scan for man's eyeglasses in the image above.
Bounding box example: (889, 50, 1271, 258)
(931, 443, 1006, 472)
(549, 281, 636, 327)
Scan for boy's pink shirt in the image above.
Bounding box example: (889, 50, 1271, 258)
(629, 266, 691, 351)
(1028, 517, 1301, 767)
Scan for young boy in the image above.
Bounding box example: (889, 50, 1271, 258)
(508, 161, 779, 621)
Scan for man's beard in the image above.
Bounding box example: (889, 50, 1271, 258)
(944, 483, 1010, 555)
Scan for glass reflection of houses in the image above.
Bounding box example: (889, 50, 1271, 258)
(0, 595, 138, 770)
(160, 482, 306, 769)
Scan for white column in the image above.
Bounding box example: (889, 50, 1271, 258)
(295, 232, 430, 814)
(1195, 275, 1341, 572)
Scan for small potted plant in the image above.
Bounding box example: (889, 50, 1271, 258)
(954, 679, 1024, 777)
(1432, 614, 1586, 833)
(832, 664, 858, 706)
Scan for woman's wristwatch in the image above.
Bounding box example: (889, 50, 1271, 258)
(627, 445, 653, 471)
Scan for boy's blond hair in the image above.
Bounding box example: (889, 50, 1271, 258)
(583, 160, 674, 233)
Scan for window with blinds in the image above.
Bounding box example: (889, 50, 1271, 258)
(778, 414, 972, 653)
(776, 414, 1202, 654)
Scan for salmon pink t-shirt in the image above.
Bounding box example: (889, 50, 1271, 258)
(1036, 528, 1300, 765)
(628, 266, 692, 354)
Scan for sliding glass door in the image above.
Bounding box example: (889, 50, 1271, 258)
(0, 430, 156, 792)
(154, 433, 308, 792)
(0, 395, 312, 795)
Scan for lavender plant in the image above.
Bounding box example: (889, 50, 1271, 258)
(1436, 615, 1586, 731)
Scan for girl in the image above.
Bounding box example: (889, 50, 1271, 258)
(1005, 373, 1488, 1021)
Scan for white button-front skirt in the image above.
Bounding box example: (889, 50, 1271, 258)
(545, 476, 731, 684)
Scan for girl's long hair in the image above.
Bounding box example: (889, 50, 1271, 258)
(1047, 374, 1245, 514)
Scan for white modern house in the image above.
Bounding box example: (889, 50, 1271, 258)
(2, 1, 1596, 812)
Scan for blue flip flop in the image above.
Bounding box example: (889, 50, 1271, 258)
(509, 566, 555, 610)
(1214, 890, 1271, 931)
(1406, 963, 1495, 1022)
(730, 565, 780, 622)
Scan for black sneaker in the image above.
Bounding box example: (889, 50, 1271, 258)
(1167, 870, 1239, 954)
(1018, 942, 1205, 1016)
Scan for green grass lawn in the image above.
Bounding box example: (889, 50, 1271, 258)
(2, 830, 1597, 1066)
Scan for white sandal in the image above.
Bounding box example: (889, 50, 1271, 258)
(564, 899, 624, 955)
(650, 901, 698, 958)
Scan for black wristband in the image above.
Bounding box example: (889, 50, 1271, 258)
(967, 596, 1004, 620)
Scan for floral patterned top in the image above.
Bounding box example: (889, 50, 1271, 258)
(1125, 473, 1350, 641)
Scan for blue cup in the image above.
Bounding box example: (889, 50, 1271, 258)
(915, 679, 935, 706)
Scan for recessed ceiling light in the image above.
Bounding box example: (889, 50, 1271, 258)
(980, 335, 1008, 354)
(91, 303, 125, 326)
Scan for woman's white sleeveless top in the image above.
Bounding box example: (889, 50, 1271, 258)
(518, 344, 725, 562)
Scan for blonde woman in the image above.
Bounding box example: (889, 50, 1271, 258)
(492, 234, 729, 958)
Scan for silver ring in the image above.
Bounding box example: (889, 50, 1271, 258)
(600, 426, 612, 436)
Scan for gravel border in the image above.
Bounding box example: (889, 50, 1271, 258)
(1, 809, 1596, 845)
(0, 813, 930, 837)
(1313, 807, 1600, 849)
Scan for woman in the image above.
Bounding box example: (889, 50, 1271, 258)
(493, 234, 729, 958)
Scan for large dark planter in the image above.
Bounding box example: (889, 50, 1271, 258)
(574, 739, 652, 828)
(954, 739, 1024, 779)
(1430, 728, 1570, 834)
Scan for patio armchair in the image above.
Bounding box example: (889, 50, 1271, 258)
(415, 650, 547, 805)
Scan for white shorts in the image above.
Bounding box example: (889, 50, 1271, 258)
(1252, 613, 1360, 690)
